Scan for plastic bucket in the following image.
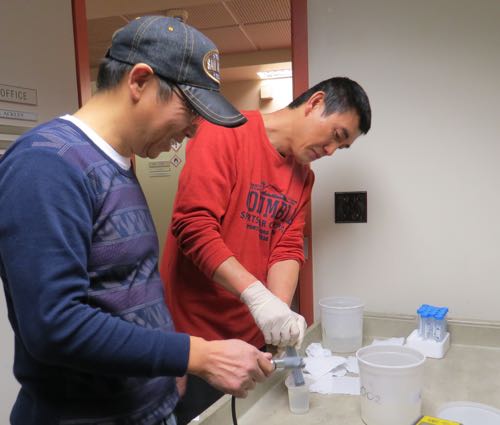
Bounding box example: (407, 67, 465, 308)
(319, 296, 364, 353)
(356, 345, 426, 425)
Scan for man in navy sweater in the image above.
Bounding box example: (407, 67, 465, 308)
(0, 16, 273, 425)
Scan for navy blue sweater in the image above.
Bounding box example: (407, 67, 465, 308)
(0, 119, 190, 424)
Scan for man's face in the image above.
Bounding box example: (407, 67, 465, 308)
(135, 80, 200, 159)
(292, 104, 361, 165)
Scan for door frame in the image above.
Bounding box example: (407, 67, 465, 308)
(290, 0, 313, 325)
(72, 0, 91, 106)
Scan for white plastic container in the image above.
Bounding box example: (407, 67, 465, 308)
(437, 401, 500, 425)
(284, 374, 311, 414)
(319, 296, 364, 353)
(356, 344, 426, 425)
(406, 329, 450, 359)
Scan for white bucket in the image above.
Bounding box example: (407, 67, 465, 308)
(319, 296, 364, 353)
(356, 345, 426, 425)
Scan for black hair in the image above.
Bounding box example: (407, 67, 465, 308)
(288, 77, 371, 134)
(96, 57, 174, 101)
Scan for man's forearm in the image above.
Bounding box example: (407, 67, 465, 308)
(266, 260, 300, 306)
(212, 257, 300, 302)
(214, 258, 306, 348)
(212, 256, 258, 296)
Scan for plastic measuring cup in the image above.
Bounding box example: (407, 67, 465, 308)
(319, 296, 364, 353)
(284, 374, 311, 414)
(356, 345, 426, 425)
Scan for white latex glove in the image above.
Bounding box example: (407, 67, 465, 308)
(291, 311, 307, 349)
(240, 281, 307, 348)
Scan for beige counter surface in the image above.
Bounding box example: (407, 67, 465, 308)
(193, 316, 500, 425)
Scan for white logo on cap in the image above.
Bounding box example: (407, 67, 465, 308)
(203, 50, 220, 84)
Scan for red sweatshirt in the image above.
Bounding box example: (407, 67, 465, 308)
(160, 111, 314, 348)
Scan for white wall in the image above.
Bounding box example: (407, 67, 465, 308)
(0, 1, 78, 126)
(221, 78, 293, 113)
(308, 0, 500, 322)
(135, 145, 187, 258)
(0, 0, 79, 421)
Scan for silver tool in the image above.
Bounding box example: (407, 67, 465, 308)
(285, 346, 305, 386)
(272, 356, 305, 370)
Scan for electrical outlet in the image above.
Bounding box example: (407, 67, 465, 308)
(335, 191, 367, 223)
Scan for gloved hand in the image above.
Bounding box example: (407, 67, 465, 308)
(240, 281, 307, 348)
(291, 311, 307, 349)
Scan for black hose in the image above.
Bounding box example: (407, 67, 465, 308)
(231, 395, 238, 425)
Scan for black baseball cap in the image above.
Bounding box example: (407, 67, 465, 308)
(106, 16, 247, 128)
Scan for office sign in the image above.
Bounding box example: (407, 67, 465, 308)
(0, 84, 38, 105)
(0, 109, 37, 122)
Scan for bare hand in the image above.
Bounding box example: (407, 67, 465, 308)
(188, 337, 273, 398)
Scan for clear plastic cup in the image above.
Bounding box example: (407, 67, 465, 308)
(285, 374, 310, 414)
(319, 296, 364, 353)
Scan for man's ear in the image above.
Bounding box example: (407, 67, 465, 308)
(127, 63, 155, 102)
(304, 91, 325, 116)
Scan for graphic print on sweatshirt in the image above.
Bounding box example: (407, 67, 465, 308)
(240, 181, 298, 241)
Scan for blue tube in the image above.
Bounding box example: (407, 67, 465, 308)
(417, 304, 428, 337)
(433, 307, 449, 342)
(424, 305, 435, 340)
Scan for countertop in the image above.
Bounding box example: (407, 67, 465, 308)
(193, 316, 500, 425)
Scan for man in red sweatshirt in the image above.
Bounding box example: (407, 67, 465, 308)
(160, 77, 371, 423)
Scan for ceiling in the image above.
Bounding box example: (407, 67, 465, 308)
(86, 0, 292, 82)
